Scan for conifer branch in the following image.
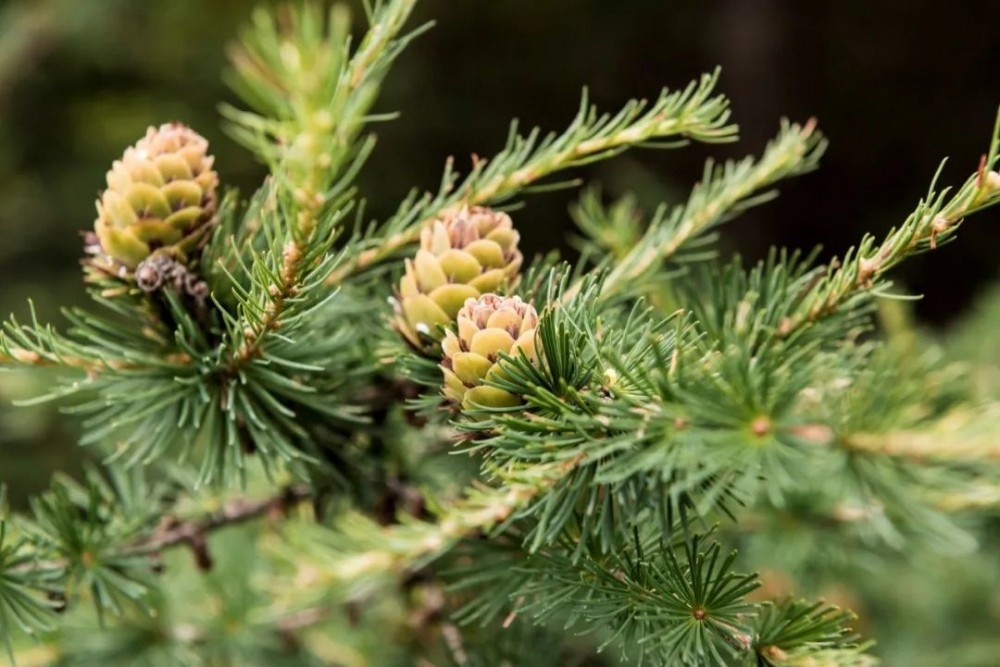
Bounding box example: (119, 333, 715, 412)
(786, 401, 1000, 465)
(224, 0, 422, 363)
(0, 477, 320, 661)
(751, 600, 875, 667)
(271, 457, 584, 610)
(0, 347, 103, 374)
(783, 111, 1000, 335)
(933, 483, 1000, 511)
(224, 0, 422, 230)
(844, 421, 1000, 462)
(7, 485, 310, 577)
(125, 484, 311, 558)
(462, 534, 763, 664)
(7, 646, 58, 667)
(0, 303, 153, 375)
(568, 118, 826, 301)
(325, 70, 737, 285)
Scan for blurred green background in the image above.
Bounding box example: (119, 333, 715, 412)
(2, 0, 999, 503)
(1, 2, 999, 664)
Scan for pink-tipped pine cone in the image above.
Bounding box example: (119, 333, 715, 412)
(94, 123, 218, 270)
(441, 294, 538, 409)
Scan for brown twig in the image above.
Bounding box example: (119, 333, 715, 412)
(129, 485, 311, 559)
(11, 485, 311, 576)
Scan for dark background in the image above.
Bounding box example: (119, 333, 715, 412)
(1, 0, 999, 496)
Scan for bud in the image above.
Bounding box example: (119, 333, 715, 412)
(601, 367, 619, 390)
(94, 123, 218, 270)
(441, 294, 538, 410)
(395, 207, 523, 349)
(985, 169, 1000, 193)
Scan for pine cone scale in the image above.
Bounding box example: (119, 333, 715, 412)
(427, 284, 480, 318)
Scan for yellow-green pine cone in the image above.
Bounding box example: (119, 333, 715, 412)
(441, 293, 539, 410)
(94, 123, 219, 270)
(396, 206, 523, 349)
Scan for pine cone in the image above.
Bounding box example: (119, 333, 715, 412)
(441, 294, 538, 410)
(94, 123, 219, 271)
(396, 207, 523, 349)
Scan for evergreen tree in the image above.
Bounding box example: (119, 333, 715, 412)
(1, 2, 998, 665)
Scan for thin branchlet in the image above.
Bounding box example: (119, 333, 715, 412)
(566, 118, 826, 302)
(325, 70, 737, 285)
(226, 1, 421, 364)
(783, 128, 1000, 334)
(7, 486, 310, 576)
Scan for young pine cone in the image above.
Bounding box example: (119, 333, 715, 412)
(441, 294, 538, 410)
(395, 207, 523, 350)
(94, 123, 219, 271)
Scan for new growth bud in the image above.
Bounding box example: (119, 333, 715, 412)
(985, 170, 1000, 193)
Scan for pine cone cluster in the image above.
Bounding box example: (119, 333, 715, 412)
(391, 206, 542, 411)
(94, 123, 218, 271)
(395, 207, 522, 350)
